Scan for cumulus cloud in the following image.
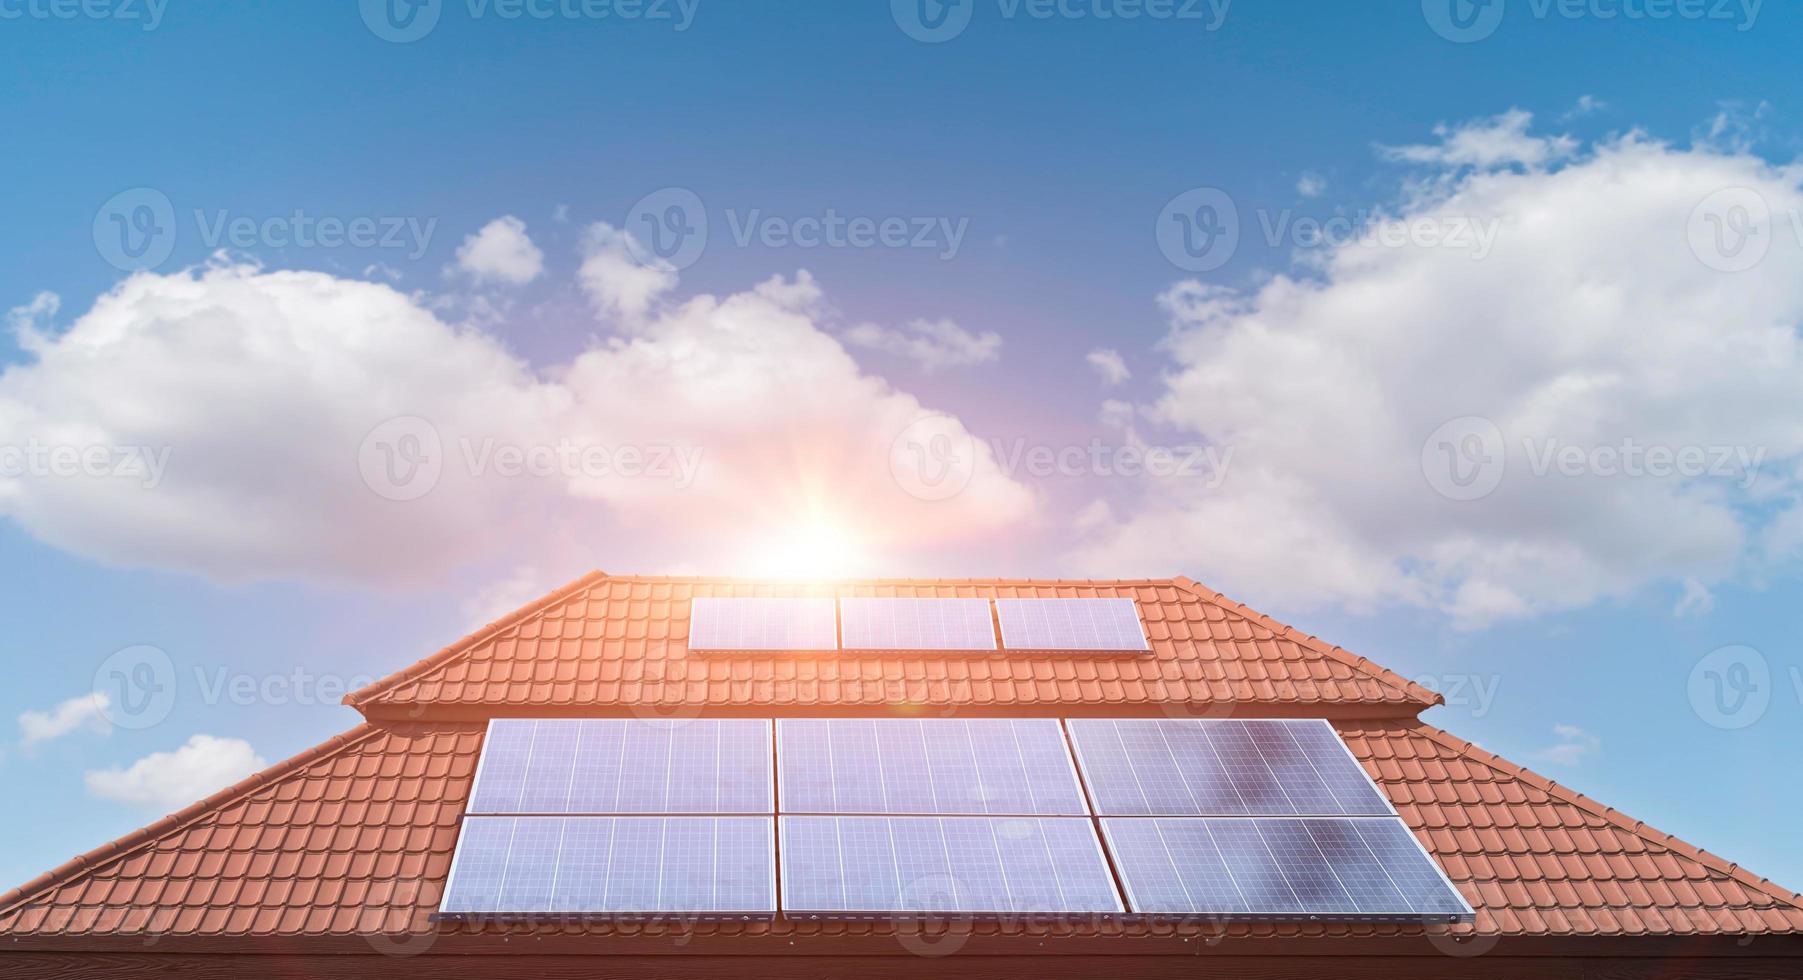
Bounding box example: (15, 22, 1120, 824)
(843, 318, 1002, 372)
(85, 735, 266, 810)
(1381, 109, 1576, 170)
(577, 222, 677, 322)
(0, 248, 1032, 585)
(1297, 172, 1326, 198)
(453, 216, 545, 285)
(1086, 348, 1131, 386)
(1078, 122, 1803, 627)
(19, 693, 110, 745)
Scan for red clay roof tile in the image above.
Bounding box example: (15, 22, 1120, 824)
(2, 716, 1798, 944)
(342, 574, 1441, 719)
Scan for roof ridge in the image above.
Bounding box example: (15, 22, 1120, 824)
(343, 569, 609, 711)
(1411, 721, 1803, 914)
(592, 574, 1179, 587)
(0, 724, 381, 919)
(1169, 576, 1441, 710)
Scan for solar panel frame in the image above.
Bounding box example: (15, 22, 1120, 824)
(838, 597, 998, 652)
(436, 815, 779, 918)
(687, 596, 839, 652)
(775, 718, 1091, 816)
(1065, 718, 1396, 817)
(994, 598, 1151, 652)
(467, 718, 776, 815)
(778, 815, 1127, 917)
(1097, 816, 1472, 921)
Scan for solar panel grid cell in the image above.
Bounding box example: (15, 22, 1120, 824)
(994, 598, 1150, 652)
(776, 719, 1088, 815)
(469, 719, 774, 815)
(779, 816, 1123, 915)
(687, 596, 839, 651)
(441, 816, 778, 915)
(839, 597, 997, 651)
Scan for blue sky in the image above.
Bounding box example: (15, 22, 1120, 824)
(2, 1, 1801, 900)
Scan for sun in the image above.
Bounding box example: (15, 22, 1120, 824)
(743, 517, 867, 581)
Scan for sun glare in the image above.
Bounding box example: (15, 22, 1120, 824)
(745, 517, 866, 580)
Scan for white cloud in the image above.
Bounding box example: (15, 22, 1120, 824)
(1086, 348, 1131, 386)
(1674, 577, 1716, 618)
(0, 251, 1032, 585)
(19, 693, 111, 745)
(453, 216, 545, 285)
(578, 222, 677, 322)
(1078, 124, 1803, 628)
(1534, 724, 1601, 767)
(843, 318, 1002, 372)
(85, 735, 266, 810)
(1564, 95, 1607, 120)
(1297, 172, 1326, 198)
(1381, 109, 1576, 170)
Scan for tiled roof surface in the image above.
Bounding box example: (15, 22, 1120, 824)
(5, 718, 1799, 943)
(344, 574, 1441, 718)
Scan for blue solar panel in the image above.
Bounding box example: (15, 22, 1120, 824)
(1099, 817, 1470, 920)
(1066, 719, 1392, 816)
(469, 719, 773, 814)
(777, 718, 1088, 815)
(994, 598, 1149, 652)
(838, 597, 996, 651)
(687, 597, 838, 651)
(439, 816, 777, 915)
(780, 816, 1124, 915)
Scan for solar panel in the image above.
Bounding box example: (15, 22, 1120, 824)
(1066, 719, 1393, 816)
(687, 596, 838, 651)
(777, 718, 1088, 815)
(439, 816, 777, 916)
(469, 719, 774, 814)
(994, 598, 1149, 652)
(1099, 817, 1470, 920)
(839, 597, 996, 651)
(780, 816, 1124, 915)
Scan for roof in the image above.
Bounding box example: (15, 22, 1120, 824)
(4, 573, 1798, 959)
(343, 573, 1442, 720)
(3, 717, 1800, 948)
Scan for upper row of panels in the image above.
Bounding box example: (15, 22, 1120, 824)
(688, 596, 1151, 653)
